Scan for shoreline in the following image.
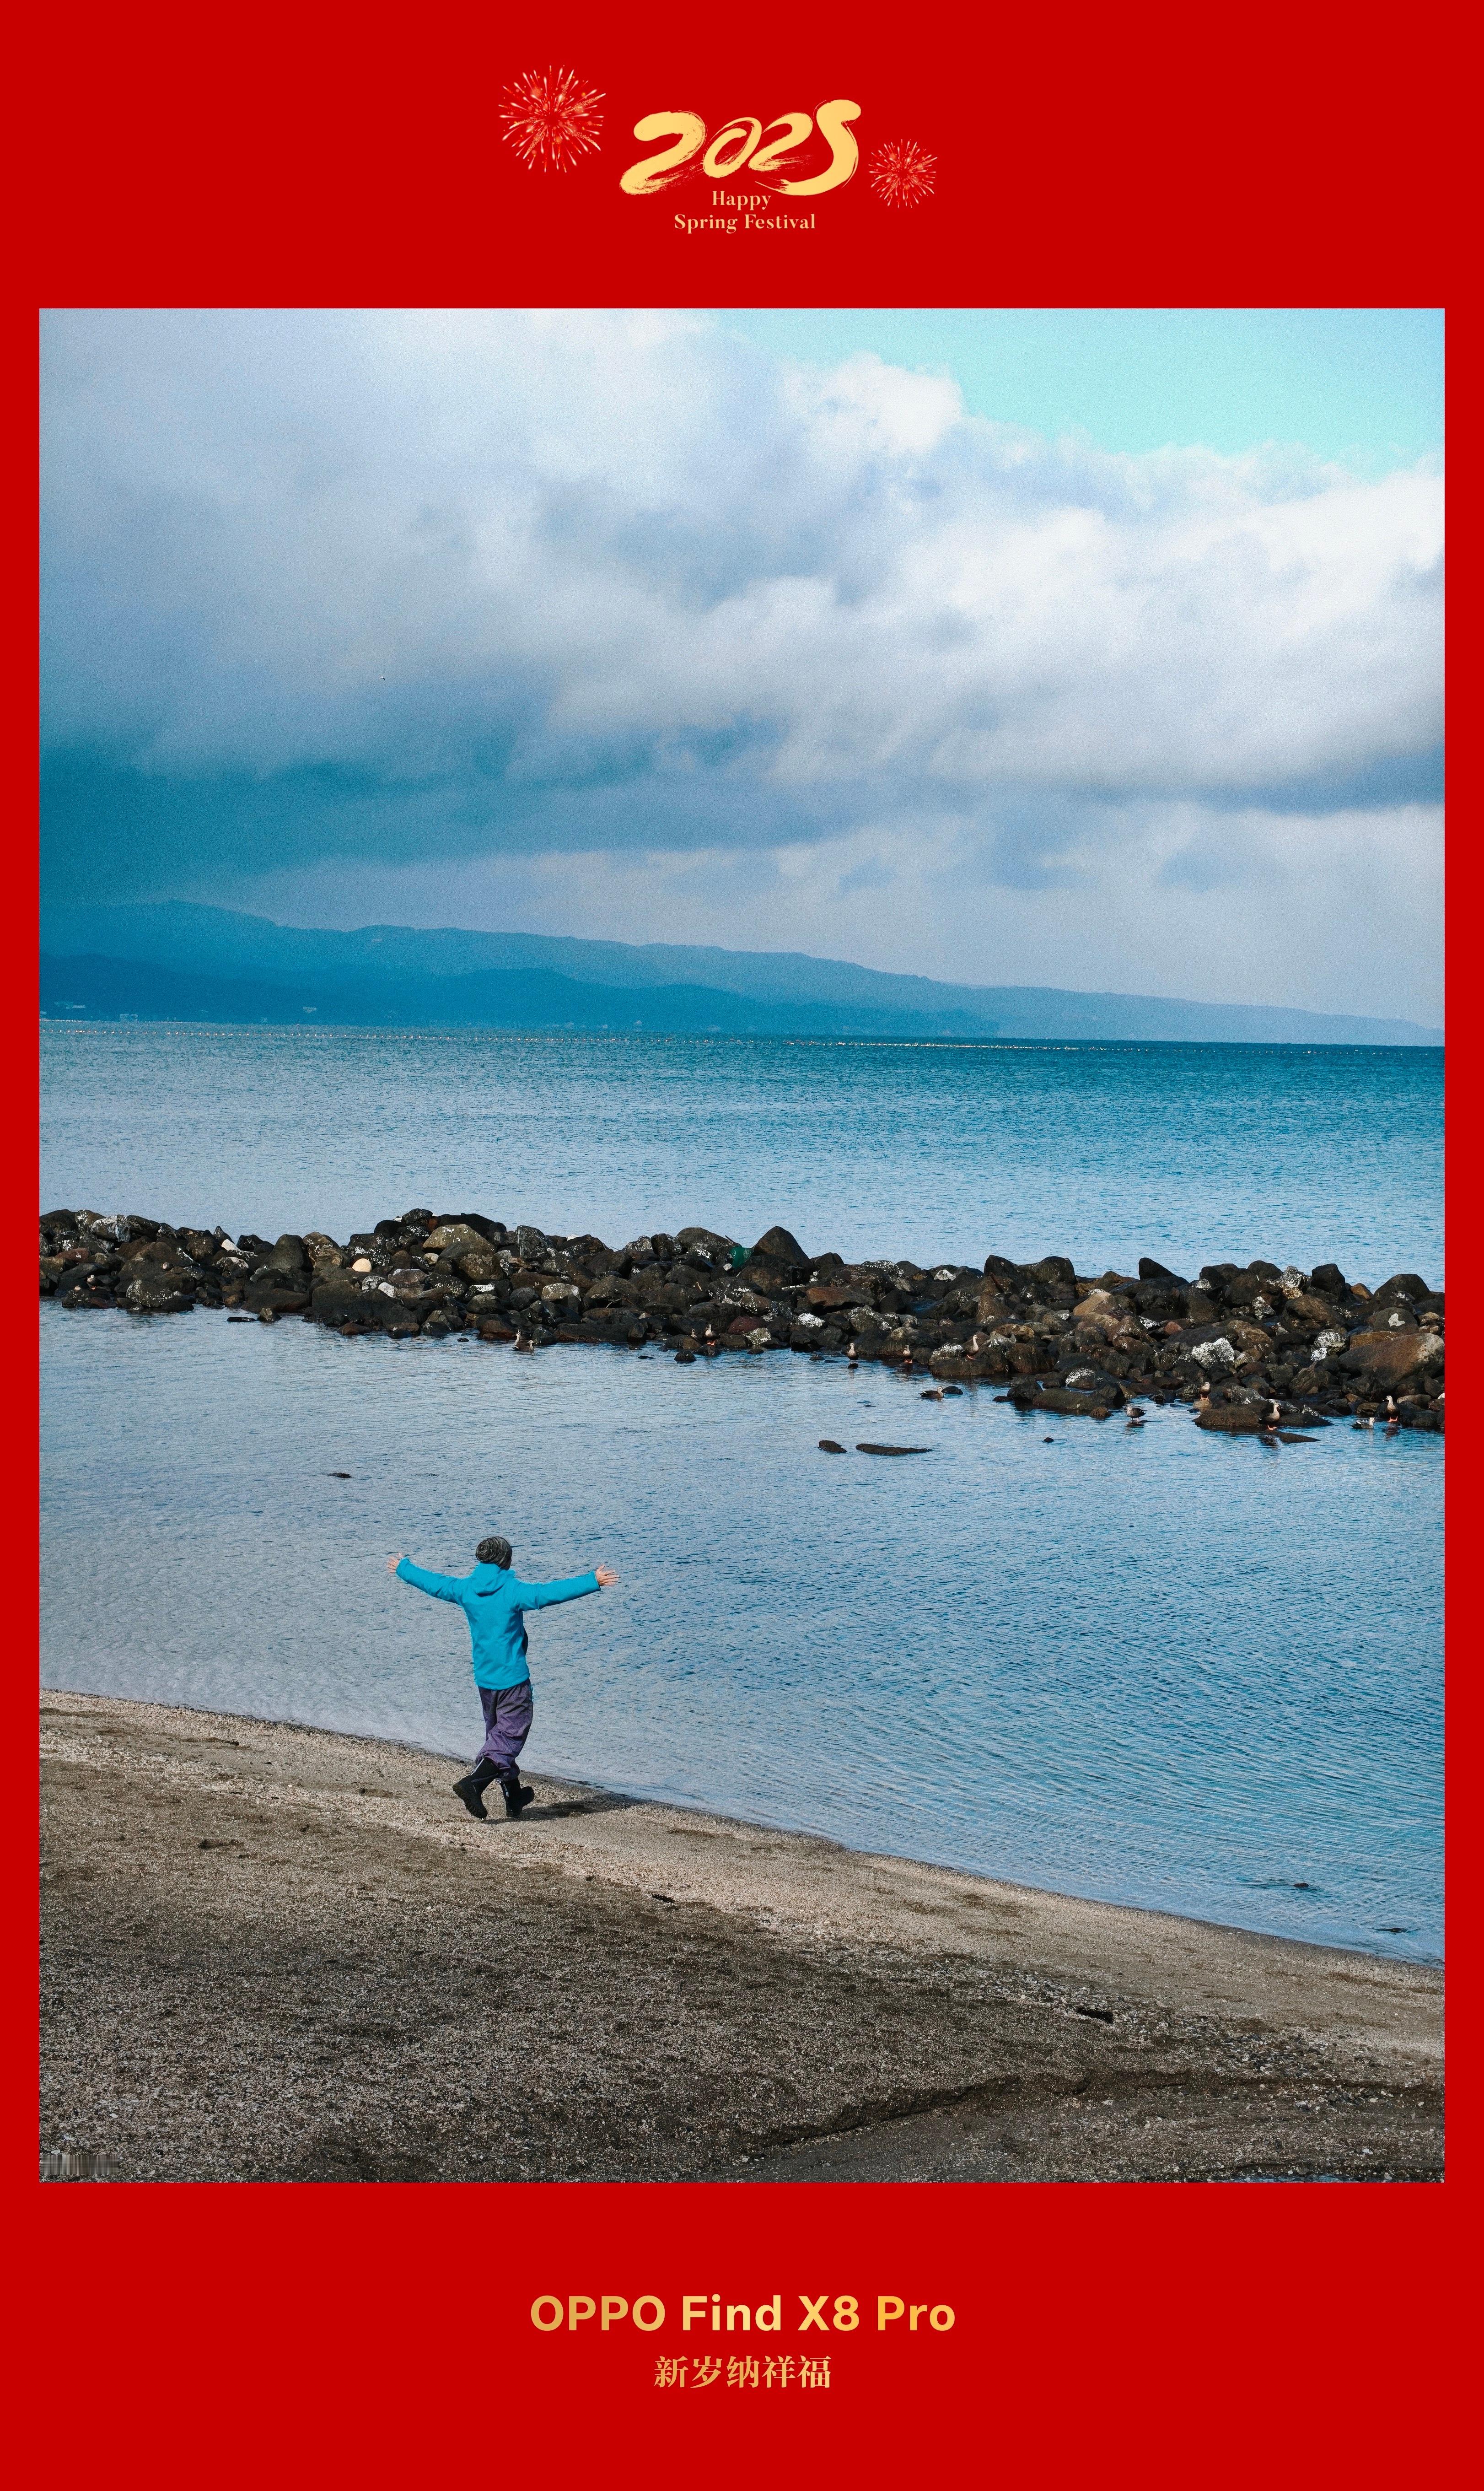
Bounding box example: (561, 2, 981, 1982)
(46, 1682, 1436, 1975)
(43, 1691, 1442, 2183)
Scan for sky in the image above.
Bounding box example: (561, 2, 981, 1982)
(715, 311, 1444, 470)
(40, 308, 1444, 1019)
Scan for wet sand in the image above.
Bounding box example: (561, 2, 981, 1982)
(41, 1691, 1442, 2183)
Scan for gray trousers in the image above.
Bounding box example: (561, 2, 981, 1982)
(476, 1679, 533, 1788)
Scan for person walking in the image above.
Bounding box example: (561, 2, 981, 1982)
(387, 1534, 616, 1819)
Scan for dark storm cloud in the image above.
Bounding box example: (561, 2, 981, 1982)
(41, 309, 1443, 911)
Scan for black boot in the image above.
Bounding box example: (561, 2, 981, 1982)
(453, 1758, 499, 1820)
(503, 1777, 536, 1818)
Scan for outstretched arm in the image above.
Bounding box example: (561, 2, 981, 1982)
(508, 1564, 617, 1609)
(386, 1554, 466, 1601)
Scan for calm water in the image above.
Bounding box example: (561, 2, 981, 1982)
(41, 1025, 1444, 1283)
(42, 1309, 1441, 1959)
(40, 1027, 1444, 1957)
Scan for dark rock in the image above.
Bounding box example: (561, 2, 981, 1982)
(1194, 1407, 1266, 1432)
(752, 1224, 807, 1267)
(1138, 1256, 1188, 1283)
(245, 1276, 312, 1314)
(929, 1347, 1002, 1381)
(424, 1221, 489, 1255)
(78, 1212, 158, 1245)
(308, 1278, 363, 1325)
(58, 1271, 117, 1307)
(1023, 1255, 1076, 1287)
(120, 1264, 198, 1313)
(1340, 1328, 1444, 1389)
(1372, 1272, 1431, 1307)
(1059, 1365, 1129, 1404)
(734, 1256, 790, 1299)
(818, 1440, 846, 1453)
(123, 1236, 194, 1271)
(1308, 1262, 1349, 1298)
(1036, 1386, 1124, 1417)
(676, 1226, 737, 1261)
(855, 1443, 931, 1456)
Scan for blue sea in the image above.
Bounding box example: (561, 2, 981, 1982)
(40, 1026, 1444, 1958)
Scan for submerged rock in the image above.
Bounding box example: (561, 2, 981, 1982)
(1036, 1386, 1124, 1418)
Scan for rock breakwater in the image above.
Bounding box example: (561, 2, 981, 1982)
(39, 1209, 1444, 1429)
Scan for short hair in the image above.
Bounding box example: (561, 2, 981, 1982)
(476, 1535, 512, 1569)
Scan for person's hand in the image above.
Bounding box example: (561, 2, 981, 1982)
(595, 1564, 618, 1587)
(386, 1553, 405, 1575)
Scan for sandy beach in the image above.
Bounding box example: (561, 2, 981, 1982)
(41, 1691, 1442, 2183)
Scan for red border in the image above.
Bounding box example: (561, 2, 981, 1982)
(12, 7, 1465, 2479)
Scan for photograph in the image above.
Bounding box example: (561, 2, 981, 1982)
(39, 301, 1443, 2191)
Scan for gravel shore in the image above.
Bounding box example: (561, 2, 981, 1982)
(41, 1692, 1442, 2184)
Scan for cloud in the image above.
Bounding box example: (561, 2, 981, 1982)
(40, 309, 1443, 1014)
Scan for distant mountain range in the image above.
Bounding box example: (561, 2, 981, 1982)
(38, 902, 1444, 1047)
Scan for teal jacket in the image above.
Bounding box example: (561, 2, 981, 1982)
(395, 1557, 600, 1689)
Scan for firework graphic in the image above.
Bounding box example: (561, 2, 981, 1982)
(869, 138, 938, 207)
(499, 66, 605, 172)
